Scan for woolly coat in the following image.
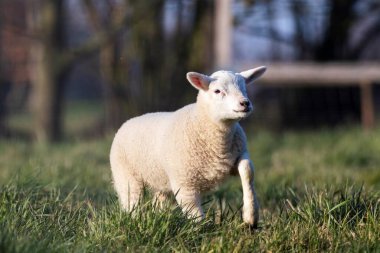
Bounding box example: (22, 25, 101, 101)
(110, 101, 248, 195)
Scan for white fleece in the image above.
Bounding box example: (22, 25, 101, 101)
(110, 67, 266, 227)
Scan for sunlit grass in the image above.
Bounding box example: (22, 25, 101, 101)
(7, 101, 104, 139)
(1, 120, 380, 251)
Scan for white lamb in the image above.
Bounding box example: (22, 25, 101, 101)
(110, 66, 266, 227)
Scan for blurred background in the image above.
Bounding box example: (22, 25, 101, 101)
(1, 0, 380, 143)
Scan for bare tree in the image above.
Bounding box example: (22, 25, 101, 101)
(83, 0, 215, 131)
(0, 0, 4, 136)
(29, 0, 68, 142)
(215, 0, 231, 68)
(83, 0, 173, 130)
(29, 0, 129, 142)
(314, 0, 359, 61)
(83, 0, 131, 131)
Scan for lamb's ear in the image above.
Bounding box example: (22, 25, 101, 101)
(186, 72, 212, 91)
(240, 66, 267, 85)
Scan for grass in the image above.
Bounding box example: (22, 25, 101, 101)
(7, 101, 104, 138)
(1, 112, 380, 252)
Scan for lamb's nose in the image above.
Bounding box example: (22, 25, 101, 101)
(240, 100, 250, 108)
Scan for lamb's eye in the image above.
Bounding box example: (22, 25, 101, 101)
(214, 89, 221, 94)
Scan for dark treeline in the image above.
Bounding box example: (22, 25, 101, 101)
(30, 0, 215, 142)
(1, 0, 380, 142)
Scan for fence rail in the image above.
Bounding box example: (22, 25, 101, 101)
(247, 62, 380, 129)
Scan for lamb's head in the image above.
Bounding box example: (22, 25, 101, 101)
(186, 66, 266, 123)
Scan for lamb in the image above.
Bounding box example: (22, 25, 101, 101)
(110, 66, 266, 227)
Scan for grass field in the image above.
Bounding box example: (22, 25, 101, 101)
(1, 123, 380, 252)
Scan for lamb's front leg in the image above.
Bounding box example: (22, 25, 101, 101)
(238, 152, 259, 228)
(172, 184, 204, 221)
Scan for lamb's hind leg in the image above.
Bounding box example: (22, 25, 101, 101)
(113, 172, 143, 212)
(171, 184, 204, 221)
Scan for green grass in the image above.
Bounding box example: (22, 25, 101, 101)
(7, 101, 104, 138)
(1, 126, 380, 252)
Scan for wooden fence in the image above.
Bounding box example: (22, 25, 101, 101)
(250, 62, 380, 129)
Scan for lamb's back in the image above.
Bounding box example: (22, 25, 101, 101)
(111, 104, 195, 191)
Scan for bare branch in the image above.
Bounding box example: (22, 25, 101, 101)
(350, 15, 380, 59)
(82, 0, 104, 30)
(236, 26, 294, 46)
(59, 0, 131, 70)
(61, 9, 130, 70)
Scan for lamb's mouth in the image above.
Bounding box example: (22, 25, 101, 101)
(233, 108, 251, 113)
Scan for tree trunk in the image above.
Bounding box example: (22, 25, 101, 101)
(0, 0, 5, 136)
(30, 0, 67, 142)
(0, 80, 10, 137)
(314, 0, 358, 61)
(127, 0, 165, 112)
(189, 0, 215, 72)
(101, 42, 130, 131)
(31, 43, 67, 142)
(215, 0, 231, 68)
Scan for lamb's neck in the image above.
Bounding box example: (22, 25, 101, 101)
(191, 104, 237, 153)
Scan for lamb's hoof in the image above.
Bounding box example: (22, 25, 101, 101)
(248, 223, 259, 231)
(242, 219, 260, 231)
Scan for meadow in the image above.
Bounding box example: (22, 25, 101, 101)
(1, 105, 380, 252)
